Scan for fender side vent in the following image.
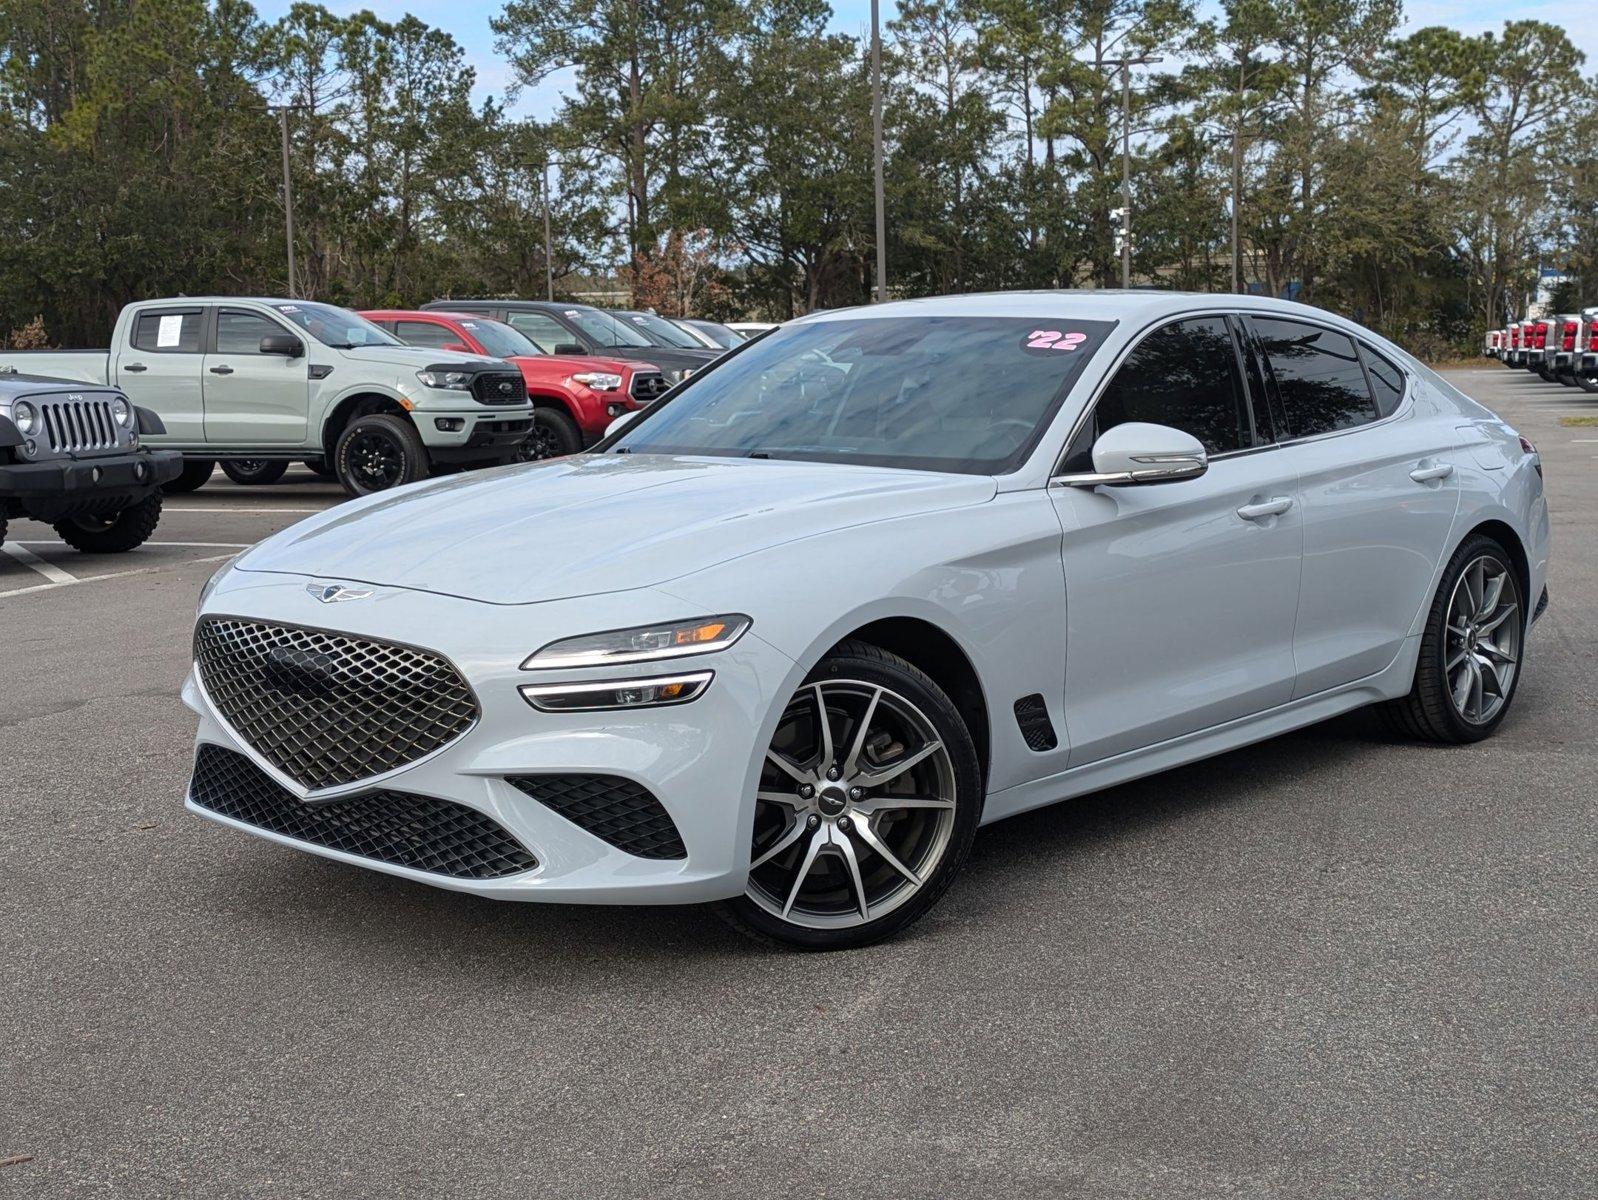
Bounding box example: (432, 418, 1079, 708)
(1013, 694, 1058, 752)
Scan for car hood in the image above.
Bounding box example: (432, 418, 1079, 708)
(333, 344, 505, 372)
(236, 454, 996, 605)
(512, 354, 645, 377)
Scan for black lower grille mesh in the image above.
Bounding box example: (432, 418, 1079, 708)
(507, 774, 686, 859)
(190, 744, 536, 880)
(1013, 693, 1059, 752)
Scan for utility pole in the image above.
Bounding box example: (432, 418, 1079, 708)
(1105, 53, 1161, 289)
(1231, 128, 1241, 293)
(870, 0, 887, 303)
(543, 161, 554, 302)
(277, 107, 298, 299)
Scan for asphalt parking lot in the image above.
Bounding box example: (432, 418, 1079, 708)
(2, 368, 1592, 1198)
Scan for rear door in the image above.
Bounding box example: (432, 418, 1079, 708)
(1050, 314, 1304, 764)
(114, 305, 207, 442)
(1241, 315, 1459, 697)
(202, 308, 311, 445)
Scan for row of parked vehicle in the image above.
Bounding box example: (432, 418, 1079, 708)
(1483, 309, 1598, 392)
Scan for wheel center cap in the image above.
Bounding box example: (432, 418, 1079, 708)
(818, 786, 849, 816)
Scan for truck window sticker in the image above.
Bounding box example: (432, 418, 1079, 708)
(157, 314, 184, 348)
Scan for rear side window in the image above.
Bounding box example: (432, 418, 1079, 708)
(1252, 318, 1377, 438)
(131, 309, 204, 354)
(1360, 345, 1406, 417)
(1090, 316, 1252, 455)
(395, 320, 459, 350)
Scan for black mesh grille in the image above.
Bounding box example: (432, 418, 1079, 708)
(190, 744, 536, 880)
(472, 371, 529, 404)
(195, 617, 479, 792)
(629, 372, 670, 403)
(507, 775, 686, 860)
(1013, 694, 1058, 752)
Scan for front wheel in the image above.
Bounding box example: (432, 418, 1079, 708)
(220, 459, 288, 485)
(721, 641, 982, 950)
(1382, 534, 1525, 743)
(333, 414, 430, 496)
(53, 492, 163, 553)
(520, 407, 584, 460)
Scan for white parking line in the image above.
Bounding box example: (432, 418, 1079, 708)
(15, 540, 250, 549)
(0, 551, 237, 600)
(166, 506, 325, 514)
(1, 542, 77, 585)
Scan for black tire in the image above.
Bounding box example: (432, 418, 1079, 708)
(520, 407, 584, 460)
(162, 459, 215, 494)
(720, 640, 983, 950)
(1381, 532, 1525, 744)
(1536, 365, 1556, 382)
(0, 514, 7, 549)
(333, 413, 430, 496)
(1578, 373, 1598, 394)
(302, 459, 335, 477)
(52, 491, 163, 553)
(1557, 372, 1578, 387)
(220, 459, 289, 485)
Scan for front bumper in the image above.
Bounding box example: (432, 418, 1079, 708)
(184, 571, 801, 903)
(0, 448, 181, 521)
(415, 406, 535, 463)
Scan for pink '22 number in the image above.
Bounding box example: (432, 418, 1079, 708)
(1026, 329, 1088, 352)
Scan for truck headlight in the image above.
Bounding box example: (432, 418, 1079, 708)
(571, 372, 623, 392)
(12, 400, 38, 435)
(522, 615, 752, 670)
(416, 369, 474, 390)
(111, 396, 132, 426)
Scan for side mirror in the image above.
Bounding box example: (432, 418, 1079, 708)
(442, 341, 470, 354)
(1058, 421, 1208, 487)
(259, 334, 304, 358)
(554, 342, 588, 356)
(605, 410, 642, 438)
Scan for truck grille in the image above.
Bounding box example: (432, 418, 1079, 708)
(472, 371, 528, 404)
(190, 744, 537, 880)
(41, 397, 120, 453)
(194, 616, 479, 793)
(629, 372, 670, 404)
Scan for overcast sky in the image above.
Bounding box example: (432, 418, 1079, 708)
(250, 0, 1594, 118)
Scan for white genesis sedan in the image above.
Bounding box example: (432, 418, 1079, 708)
(185, 293, 1550, 948)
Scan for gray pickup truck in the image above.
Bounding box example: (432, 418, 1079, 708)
(0, 297, 534, 496)
(1, 373, 182, 553)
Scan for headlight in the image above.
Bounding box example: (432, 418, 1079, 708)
(111, 396, 132, 426)
(522, 615, 752, 670)
(197, 552, 244, 612)
(571, 372, 623, 392)
(520, 670, 714, 712)
(416, 369, 474, 390)
(12, 400, 37, 435)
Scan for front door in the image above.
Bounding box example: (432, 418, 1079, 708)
(202, 308, 310, 445)
(1049, 315, 1304, 765)
(114, 305, 207, 444)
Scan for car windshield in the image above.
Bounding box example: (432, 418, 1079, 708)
(610, 316, 1116, 473)
(271, 302, 399, 348)
(687, 320, 743, 348)
(455, 318, 541, 359)
(564, 307, 653, 348)
(624, 312, 704, 349)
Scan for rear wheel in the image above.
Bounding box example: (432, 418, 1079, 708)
(1579, 371, 1598, 394)
(162, 458, 215, 494)
(333, 413, 429, 496)
(53, 492, 163, 553)
(1382, 534, 1525, 743)
(220, 459, 288, 485)
(721, 641, 982, 949)
(520, 407, 584, 460)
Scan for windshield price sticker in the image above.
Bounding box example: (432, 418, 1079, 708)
(156, 314, 184, 347)
(276, 304, 300, 313)
(1024, 329, 1089, 354)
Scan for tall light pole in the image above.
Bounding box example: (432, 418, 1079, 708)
(272, 106, 302, 299)
(543, 161, 555, 301)
(1107, 53, 1161, 289)
(870, 0, 887, 303)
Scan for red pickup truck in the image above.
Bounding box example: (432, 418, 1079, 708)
(361, 310, 670, 457)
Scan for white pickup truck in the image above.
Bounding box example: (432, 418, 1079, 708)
(0, 297, 535, 495)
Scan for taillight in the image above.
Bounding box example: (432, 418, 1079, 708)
(1563, 322, 1577, 351)
(1533, 323, 1548, 349)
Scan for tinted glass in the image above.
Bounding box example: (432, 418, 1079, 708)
(1253, 318, 1377, 437)
(686, 320, 742, 348)
(623, 311, 702, 348)
(566, 307, 653, 348)
(131, 310, 203, 353)
(214, 311, 285, 354)
(506, 311, 571, 353)
(270, 302, 399, 348)
(1092, 317, 1251, 455)
(395, 320, 459, 350)
(1361, 345, 1405, 416)
(613, 316, 1115, 474)
(454, 318, 540, 358)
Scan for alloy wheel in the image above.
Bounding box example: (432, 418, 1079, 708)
(747, 680, 958, 930)
(520, 425, 562, 461)
(1445, 554, 1522, 725)
(345, 429, 404, 490)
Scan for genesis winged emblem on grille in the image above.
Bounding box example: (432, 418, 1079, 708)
(306, 583, 372, 604)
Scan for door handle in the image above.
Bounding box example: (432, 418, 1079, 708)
(123, 362, 147, 373)
(208, 365, 234, 375)
(1409, 461, 1454, 483)
(1237, 496, 1294, 521)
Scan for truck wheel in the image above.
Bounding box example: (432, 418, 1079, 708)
(163, 459, 215, 494)
(302, 459, 334, 478)
(520, 408, 583, 460)
(53, 492, 163, 553)
(334, 413, 429, 496)
(221, 459, 289, 485)
(1579, 373, 1598, 394)
(0, 514, 7, 549)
